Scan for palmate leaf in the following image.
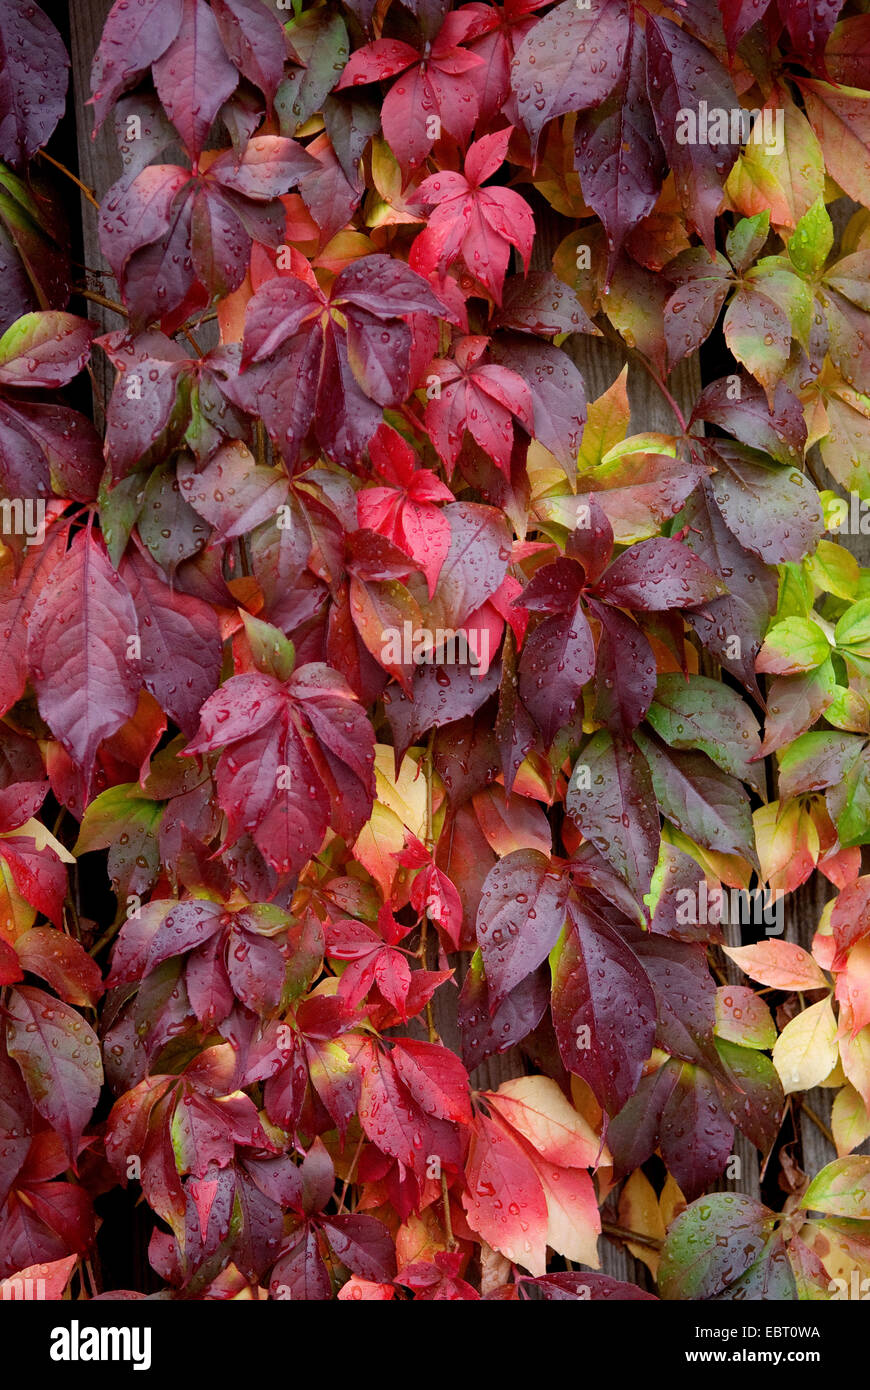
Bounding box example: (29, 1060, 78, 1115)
(185, 664, 375, 874)
(11, 0, 870, 1304)
(231, 254, 449, 466)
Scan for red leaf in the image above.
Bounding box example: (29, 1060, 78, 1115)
(462, 1111, 548, 1274)
(27, 530, 141, 785)
(5, 985, 103, 1163)
(391, 1039, 472, 1123)
(16, 929, 103, 1008)
(152, 0, 239, 158)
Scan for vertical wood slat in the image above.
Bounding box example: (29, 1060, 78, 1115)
(68, 0, 122, 424)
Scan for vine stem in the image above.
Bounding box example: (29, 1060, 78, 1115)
(441, 1169, 457, 1251)
(602, 1221, 663, 1252)
(597, 319, 689, 435)
(421, 728, 440, 1046)
(37, 150, 100, 209)
(335, 1131, 366, 1215)
(77, 287, 127, 317)
(800, 1098, 835, 1146)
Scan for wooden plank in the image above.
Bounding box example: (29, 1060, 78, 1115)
(68, 0, 123, 423)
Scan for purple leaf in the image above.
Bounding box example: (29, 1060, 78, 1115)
(152, 0, 239, 158)
(566, 730, 660, 903)
(646, 15, 741, 253)
(551, 895, 656, 1113)
(0, 0, 69, 166)
(475, 849, 569, 1004)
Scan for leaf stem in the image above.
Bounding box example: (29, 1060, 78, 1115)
(37, 150, 101, 210)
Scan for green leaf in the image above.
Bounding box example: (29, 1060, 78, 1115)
(801, 1157, 870, 1219)
(835, 597, 870, 673)
(645, 673, 764, 795)
(658, 1193, 777, 1300)
(788, 197, 833, 276)
(74, 784, 163, 905)
(826, 744, 870, 846)
(805, 539, 860, 599)
(756, 616, 831, 674)
(778, 729, 866, 798)
(240, 612, 296, 681)
(566, 730, 660, 905)
(727, 211, 770, 274)
(825, 684, 870, 733)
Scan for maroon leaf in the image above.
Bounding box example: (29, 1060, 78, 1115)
(90, 0, 184, 132)
(691, 375, 808, 466)
(679, 479, 778, 700)
(5, 985, 103, 1163)
(0, 0, 69, 166)
(211, 0, 289, 109)
(646, 16, 740, 252)
(458, 953, 548, 1072)
(121, 548, 222, 737)
(476, 849, 569, 1004)
(593, 536, 726, 610)
(152, 0, 239, 158)
(574, 14, 665, 281)
(566, 730, 660, 903)
(588, 598, 657, 737)
(518, 600, 595, 748)
(550, 896, 656, 1114)
(27, 530, 141, 785)
(511, 0, 630, 154)
(488, 335, 586, 475)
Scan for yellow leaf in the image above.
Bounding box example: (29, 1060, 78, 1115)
(618, 1169, 664, 1276)
(832, 1084, 870, 1157)
(840, 1022, 870, 1109)
(486, 1075, 604, 1168)
(576, 366, 630, 473)
(352, 802, 405, 899)
(773, 997, 838, 1093)
(373, 745, 426, 838)
(5, 818, 76, 863)
(537, 1161, 600, 1268)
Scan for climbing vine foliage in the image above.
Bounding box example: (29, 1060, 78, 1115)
(1, 0, 870, 1302)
